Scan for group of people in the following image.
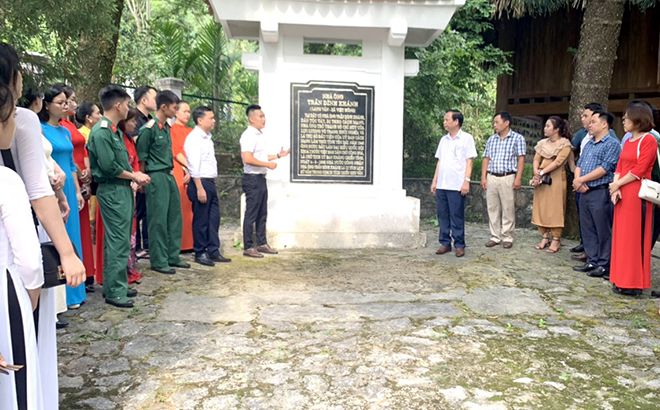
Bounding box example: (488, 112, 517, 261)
(432, 102, 659, 297)
(0, 40, 291, 409)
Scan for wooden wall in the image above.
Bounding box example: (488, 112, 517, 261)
(496, 5, 660, 116)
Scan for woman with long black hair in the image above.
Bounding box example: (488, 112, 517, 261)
(38, 84, 86, 309)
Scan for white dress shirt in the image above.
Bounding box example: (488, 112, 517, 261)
(0, 168, 44, 290)
(0, 108, 54, 201)
(184, 126, 217, 178)
(434, 129, 478, 191)
(240, 126, 269, 174)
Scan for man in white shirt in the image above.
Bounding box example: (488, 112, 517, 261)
(431, 110, 478, 257)
(240, 105, 289, 258)
(184, 106, 231, 266)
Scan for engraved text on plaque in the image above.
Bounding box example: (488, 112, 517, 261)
(291, 81, 374, 183)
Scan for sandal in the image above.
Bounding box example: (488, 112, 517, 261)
(534, 234, 550, 250)
(546, 237, 562, 253)
(136, 250, 150, 259)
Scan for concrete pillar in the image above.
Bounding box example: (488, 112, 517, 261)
(155, 78, 185, 99)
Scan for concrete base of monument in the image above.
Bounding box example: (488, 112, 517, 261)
(238, 194, 426, 249)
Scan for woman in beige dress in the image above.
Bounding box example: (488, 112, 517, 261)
(531, 116, 572, 253)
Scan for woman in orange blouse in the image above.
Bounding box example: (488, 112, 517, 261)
(170, 101, 194, 251)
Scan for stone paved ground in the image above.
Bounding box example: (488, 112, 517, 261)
(59, 221, 660, 409)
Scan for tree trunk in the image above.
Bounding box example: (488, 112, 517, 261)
(567, 0, 625, 133)
(564, 0, 625, 237)
(74, 0, 125, 104)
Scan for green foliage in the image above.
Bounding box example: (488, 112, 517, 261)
(304, 42, 363, 56)
(0, 0, 118, 85)
(113, 0, 258, 153)
(403, 0, 512, 178)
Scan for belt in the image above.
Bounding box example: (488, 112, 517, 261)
(586, 183, 609, 191)
(488, 171, 516, 177)
(101, 179, 131, 186)
(243, 173, 266, 178)
(201, 177, 217, 183)
(147, 169, 173, 174)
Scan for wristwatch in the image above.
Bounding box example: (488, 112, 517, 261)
(465, 178, 471, 182)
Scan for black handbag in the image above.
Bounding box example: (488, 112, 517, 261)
(540, 174, 552, 185)
(1, 149, 70, 288)
(40, 242, 67, 288)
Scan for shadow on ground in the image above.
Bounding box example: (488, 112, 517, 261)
(58, 221, 660, 409)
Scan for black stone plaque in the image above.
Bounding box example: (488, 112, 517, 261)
(291, 81, 374, 183)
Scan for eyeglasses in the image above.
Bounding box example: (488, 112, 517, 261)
(51, 100, 69, 107)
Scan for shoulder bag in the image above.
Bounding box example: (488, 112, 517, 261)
(636, 134, 660, 206)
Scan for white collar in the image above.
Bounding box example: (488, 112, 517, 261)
(193, 126, 212, 139)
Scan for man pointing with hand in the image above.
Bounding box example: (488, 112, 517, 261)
(240, 104, 289, 258)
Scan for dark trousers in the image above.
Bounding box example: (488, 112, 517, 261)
(652, 205, 660, 249)
(242, 173, 268, 249)
(436, 189, 466, 249)
(579, 186, 613, 267)
(575, 192, 584, 246)
(135, 191, 148, 251)
(187, 179, 221, 257)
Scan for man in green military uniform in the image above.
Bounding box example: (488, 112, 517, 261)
(88, 85, 151, 308)
(136, 90, 190, 274)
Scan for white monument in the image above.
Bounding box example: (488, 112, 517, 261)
(208, 0, 464, 249)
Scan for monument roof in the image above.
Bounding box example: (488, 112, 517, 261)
(206, 0, 464, 47)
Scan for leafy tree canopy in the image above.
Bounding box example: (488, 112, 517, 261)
(403, 0, 512, 177)
(0, 0, 118, 85)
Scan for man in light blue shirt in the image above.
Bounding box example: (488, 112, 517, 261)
(572, 111, 621, 278)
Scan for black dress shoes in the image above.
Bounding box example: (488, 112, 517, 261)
(102, 288, 138, 298)
(570, 244, 585, 253)
(571, 253, 587, 262)
(56, 320, 69, 329)
(195, 253, 215, 267)
(210, 253, 232, 263)
(587, 266, 608, 278)
(573, 263, 596, 273)
(105, 297, 134, 308)
(85, 284, 95, 293)
(612, 285, 642, 296)
(170, 261, 191, 269)
(152, 266, 176, 274)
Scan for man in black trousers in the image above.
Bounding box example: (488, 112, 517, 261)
(572, 111, 621, 278)
(183, 106, 231, 266)
(239, 105, 290, 258)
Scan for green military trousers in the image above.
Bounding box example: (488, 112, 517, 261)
(97, 181, 133, 300)
(145, 171, 183, 269)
